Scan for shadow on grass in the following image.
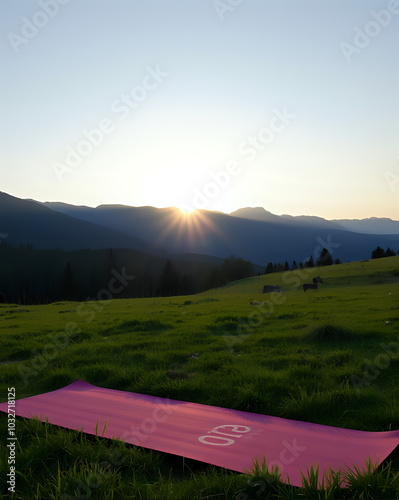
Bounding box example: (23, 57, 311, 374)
(306, 325, 354, 343)
(101, 319, 171, 336)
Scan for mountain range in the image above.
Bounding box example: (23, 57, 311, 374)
(230, 207, 399, 234)
(1, 192, 398, 266)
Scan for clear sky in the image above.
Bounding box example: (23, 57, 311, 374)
(1, 0, 398, 220)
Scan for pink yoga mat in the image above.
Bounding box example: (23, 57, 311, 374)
(1, 380, 398, 487)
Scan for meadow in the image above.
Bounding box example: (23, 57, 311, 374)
(1, 256, 399, 499)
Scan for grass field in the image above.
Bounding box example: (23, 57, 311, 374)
(1, 256, 399, 499)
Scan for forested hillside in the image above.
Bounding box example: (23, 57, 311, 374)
(0, 243, 254, 304)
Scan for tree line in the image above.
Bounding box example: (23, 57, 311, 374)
(264, 245, 398, 276)
(371, 246, 397, 259)
(264, 247, 340, 274)
(0, 243, 255, 304)
(1, 242, 396, 304)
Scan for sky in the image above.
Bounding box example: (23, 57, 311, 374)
(1, 0, 399, 220)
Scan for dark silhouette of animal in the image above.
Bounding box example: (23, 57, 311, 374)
(262, 285, 281, 293)
(0, 292, 5, 303)
(303, 283, 317, 292)
(313, 276, 323, 284)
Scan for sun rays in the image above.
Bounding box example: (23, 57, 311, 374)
(177, 204, 196, 216)
(154, 206, 222, 250)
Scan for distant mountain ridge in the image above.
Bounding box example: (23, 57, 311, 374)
(230, 207, 399, 234)
(0, 192, 153, 253)
(1, 192, 399, 266)
(330, 217, 399, 235)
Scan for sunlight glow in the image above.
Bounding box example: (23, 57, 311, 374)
(177, 204, 197, 216)
(149, 207, 225, 253)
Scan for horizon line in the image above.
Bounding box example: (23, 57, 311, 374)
(1, 190, 398, 223)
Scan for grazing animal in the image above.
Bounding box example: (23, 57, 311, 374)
(250, 301, 260, 305)
(313, 276, 323, 284)
(262, 285, 281, 293)
(303, 283, 317, 292)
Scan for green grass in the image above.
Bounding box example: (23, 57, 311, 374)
(1, 256, 399, 498)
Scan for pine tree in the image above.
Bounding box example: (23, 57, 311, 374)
(305, 256, 314, 268)
(371, 246, 385, 259)
(316, 248, 333, 266)
(384, 247, 396, 257)
(61, 262, 79, 301)
(159, 259, 180, 296)
(265, 262, 274, 274)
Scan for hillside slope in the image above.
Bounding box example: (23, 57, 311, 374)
(0, 192, 154, 252)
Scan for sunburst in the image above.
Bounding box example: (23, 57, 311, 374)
(153, 206, 223, 250)
(177, 204, 196, 215)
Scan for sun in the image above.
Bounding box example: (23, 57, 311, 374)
(151, 204, 221, 250)
(177, 204, 196, 216)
